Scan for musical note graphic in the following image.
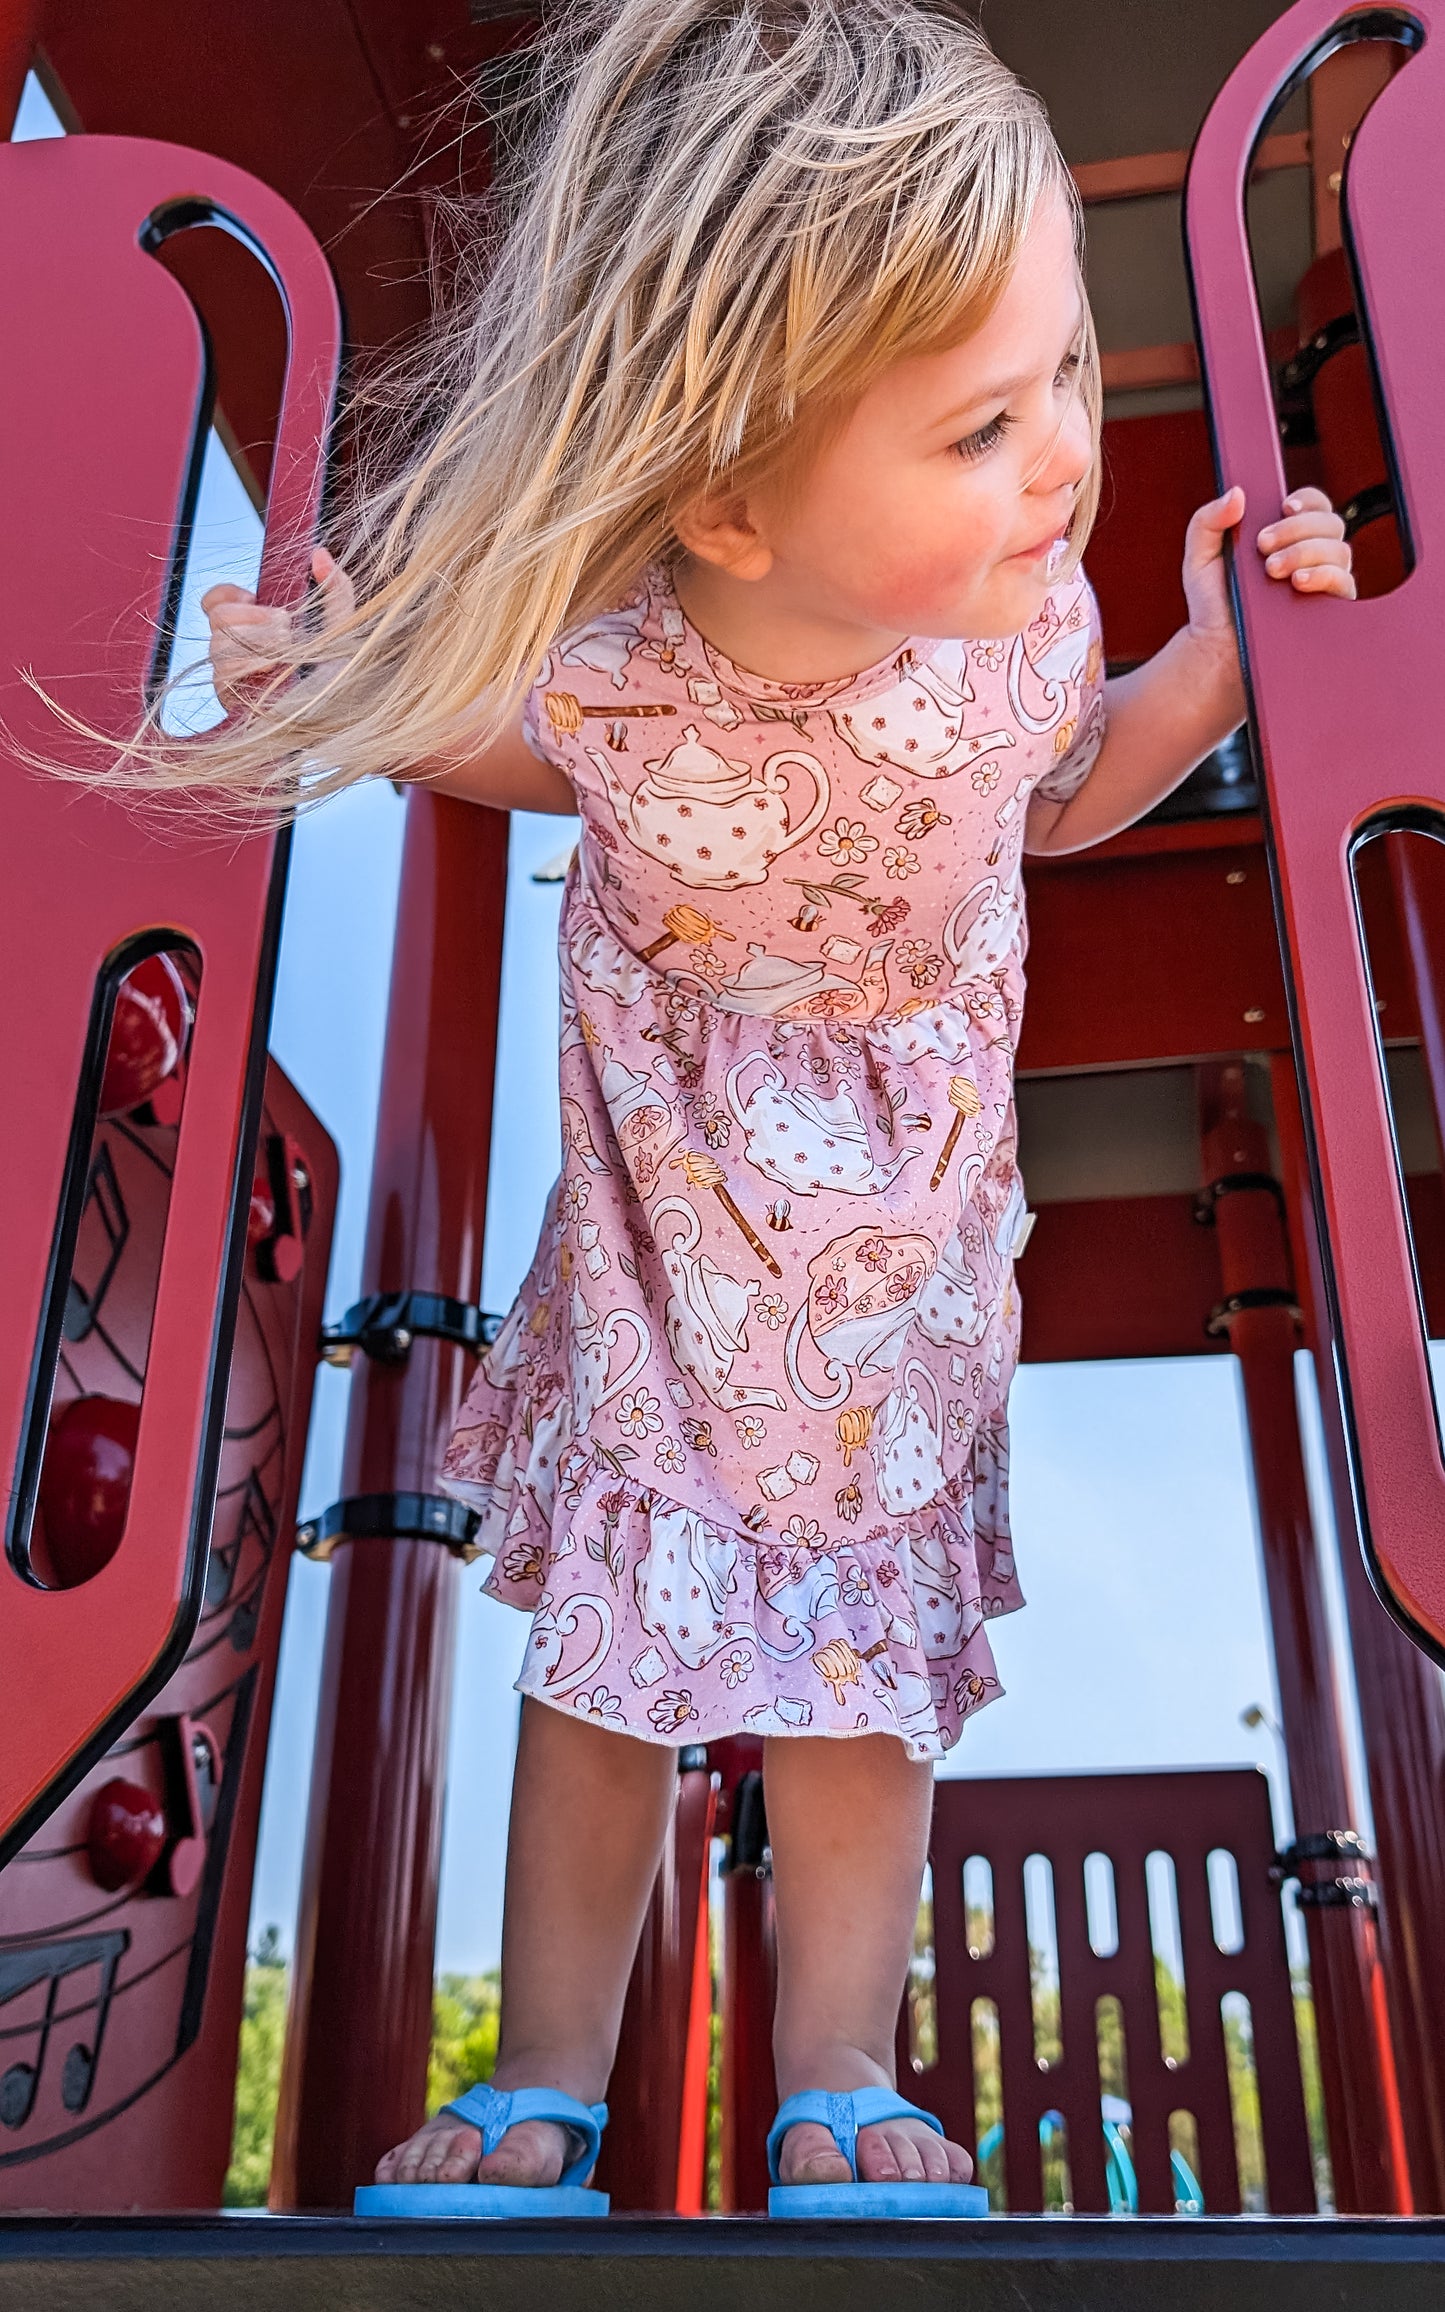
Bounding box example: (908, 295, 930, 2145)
(0, 1931, 127, 2129)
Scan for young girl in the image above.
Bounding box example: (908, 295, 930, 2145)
(193, 0, 1353, 2206)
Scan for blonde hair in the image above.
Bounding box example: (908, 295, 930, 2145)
(73, 0, 1100, 814)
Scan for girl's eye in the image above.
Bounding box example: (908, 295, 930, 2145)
(1056, 350, 1082, 389)
(954, 412, 1015, 464)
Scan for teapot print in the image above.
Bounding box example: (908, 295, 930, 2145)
(725, 1053, 921, 1197)
(586, 725, 829, 889)
(566, 1281, 652, 1432)
(1006, 589, 1092, 734)
(654, 1198, 786, 1410)
(942, 866, 1023, 983)
(829, 651, 1016, 783)
(872, 1359, 946, 1514)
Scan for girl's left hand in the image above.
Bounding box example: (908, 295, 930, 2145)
(1182, 484, 1356, 656)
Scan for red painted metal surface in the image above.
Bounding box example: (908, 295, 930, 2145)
(1272, 1055, 1445, 2210)
(0, 1061, 337, 2208)
(1185, 0, 1445, 1656)
(0, 134, 339, 1862)
(928, 1769, 1315, 2215)
(270, 792, 507, 2211)
(599, 1763, 717, 2211)
(1199, 1072, 1407, 2213)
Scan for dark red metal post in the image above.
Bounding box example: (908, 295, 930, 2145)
(710, 1740, 775, 2213)
(271, 791, 508, 2209)
(1272, 1054, 1445, 2212)
(1200, 1067, 1407, 2213)
(0, 0, 39, 135)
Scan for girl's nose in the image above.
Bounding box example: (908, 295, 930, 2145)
(1027, 392, 1092, 502)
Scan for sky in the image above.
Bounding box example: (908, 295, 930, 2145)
(14, 71, 1397, 1981)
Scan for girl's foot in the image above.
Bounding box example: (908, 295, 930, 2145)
(776, 2112, 974, 2187)
(373, 2111, 583, 2188)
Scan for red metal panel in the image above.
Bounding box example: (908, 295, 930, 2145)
(929, 1769, 1315, 2215)
(1019, 834, 1291, 1070)
(1185, 0, 1445, 1655)
(0, 136, 339, 1858)
(0, 1061, 337, 2208)
(1018, 1193, 1229, 1363)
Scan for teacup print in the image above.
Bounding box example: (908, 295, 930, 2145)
(784, 1226, 937, 1410)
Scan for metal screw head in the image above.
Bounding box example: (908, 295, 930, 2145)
(1226, 869, 1246, 886)
(391, 1327, 413, 1355)
(1243, 1007, 1266, 1024)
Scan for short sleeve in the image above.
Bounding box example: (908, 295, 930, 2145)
(1031, 584, 1107, 805)
(521, 679, 554, 764)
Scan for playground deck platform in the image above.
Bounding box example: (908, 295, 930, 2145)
(1, 2213, 1444, 2312)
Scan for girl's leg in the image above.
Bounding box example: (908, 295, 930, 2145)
(765, 1732, 973, 2186)
(375, 1696, 676, 2186)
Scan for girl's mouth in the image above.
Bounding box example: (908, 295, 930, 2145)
(1007, 530, 1070, 571)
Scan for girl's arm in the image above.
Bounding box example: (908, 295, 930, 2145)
(202, 548, 576, 815)
(417, 713, 577, 814)
(1025, 485, 1354, 857)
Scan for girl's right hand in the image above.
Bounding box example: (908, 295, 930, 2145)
(201, 546, 355, 714)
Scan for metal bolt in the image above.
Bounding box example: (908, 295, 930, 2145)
(392, 1327, 413, 1354)
(297, 1523, 317, 1549)
(1243, 1007, 1266, 1024)
(1226, 869, 1246, 885)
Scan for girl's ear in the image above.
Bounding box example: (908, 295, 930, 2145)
(672, 488, 775, 581)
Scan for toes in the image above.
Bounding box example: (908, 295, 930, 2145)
(854, 2120, 971, 2186)
(474, 2120, 569, 2188)
(779, 2121, 853, 2186)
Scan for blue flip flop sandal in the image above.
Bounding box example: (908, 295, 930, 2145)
(354, 2082, 610, 2218)
(767, 2088, 990, 2219)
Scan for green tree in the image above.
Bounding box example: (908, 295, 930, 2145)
(427, 1972, 501, 2113)
(224, 1929, 289, 2207)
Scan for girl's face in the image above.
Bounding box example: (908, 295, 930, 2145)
(759, 191, 1093, 642)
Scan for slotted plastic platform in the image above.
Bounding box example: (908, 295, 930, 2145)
(1, 2215, 1443, 2311)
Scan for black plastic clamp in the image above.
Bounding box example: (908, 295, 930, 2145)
(1193, 1171, 1286, 1228)
(1205, 1286, 1302, 1338)
(296, 1492, 482, 1563)
(1293, 1877, 1378, 1912)
(1278, 311, 1361, 397)
(1271, 1831, 1378, 1912)
(320, 1291, 503, 1369)
(1340, 480, 1396, 538)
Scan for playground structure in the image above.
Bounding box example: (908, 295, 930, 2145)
(3, 0, 1445, 2299)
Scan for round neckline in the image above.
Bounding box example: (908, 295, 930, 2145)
(650, 559, 943, 709)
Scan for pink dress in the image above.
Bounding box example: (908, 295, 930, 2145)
(440, 561, 1106, 1758)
